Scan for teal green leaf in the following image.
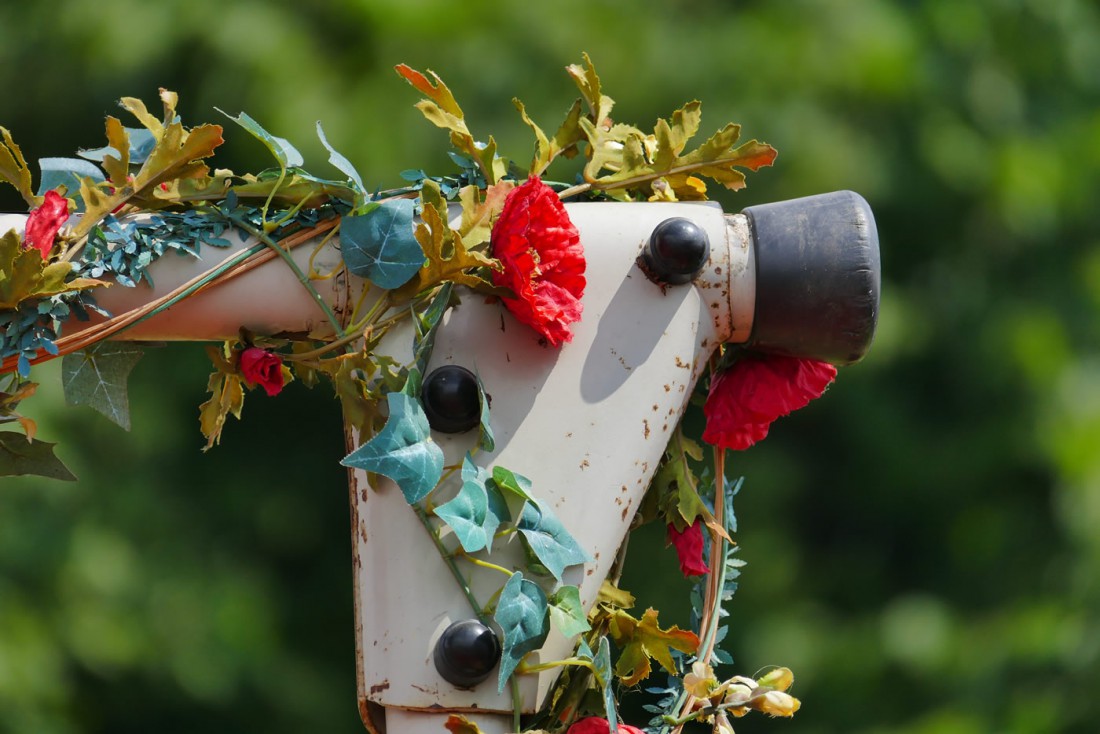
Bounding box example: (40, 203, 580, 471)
(340, 199, 425, 289)
(517, 501, 593, 582)
(491, 466, 537, 504)
(62, 342, 145, 430)
(340, 391, 443, 503)
(316, 121, 365, 192)
(80, 126, 155, 165)
(548, 585, 591, 638)
(0, 432, 76, 480)
(494, 571, 550, 692)
(593, 636, 617, 730)
(218, 109, 303, 168)
(434, 454, 509, 554)
(37, 157, 105, 196)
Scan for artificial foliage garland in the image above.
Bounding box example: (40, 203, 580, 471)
(0, 56, 839, 733)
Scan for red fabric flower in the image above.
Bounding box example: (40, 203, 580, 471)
(490, 176, 585, 346)
(566, 717, 645, 734)
(238, 347, 285, 397)
(23, 191, 70, 259)
(702, 354, 837, 450)
(667, 519, 709, 577)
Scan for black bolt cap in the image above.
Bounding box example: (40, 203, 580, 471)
(433, 619, 502, 688)
(743, 190, 880, 365)
(422, 365, 481, 434)
(639, 217, 711, 285)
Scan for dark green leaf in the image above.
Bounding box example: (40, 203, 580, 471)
(340, 199, 425, 289)
(340, 391, 443, 503)
(62, 342, 145, 430)
(0, 432, 76, 480)
(218, 109, 303, 168)
(491, 465, 537, 504)
(315, 121, 364, 192)
(477, 374, 494, 452)
(517, 501, 593, 582)
(494, 571, 549, 692)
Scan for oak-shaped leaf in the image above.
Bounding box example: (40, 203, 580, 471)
(0, 230, 103, 310)
(391, 180, 495, 300)
(652, 426, 727, 541)
(548, 584, 591, 638)
(340, 198, 425, 290)
(198, 343, 245, 451)
(0, 126, 35, 206)
(443, 715, 486, 734)
(434, 454, 509, 554)
(517, 500, 593, 583)
(341, 390, 443, 504)
(494, 571, 550, 692)
(608, 607, 699, 686)
(62, 342, 145, 430)
(0, 431, 76, 480)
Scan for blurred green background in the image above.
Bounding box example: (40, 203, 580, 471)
(2, 0, 1099, 732)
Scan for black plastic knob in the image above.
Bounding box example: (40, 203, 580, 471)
(433, 619, 502, 688)
(422, 365, 480, 434)
(639, 217, 711, 285)
(743, 190, 880, 365)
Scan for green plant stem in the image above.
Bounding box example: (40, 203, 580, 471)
(410, 503, 489, 626)
(517, 657, 593, 675)
(511, 676, 522, 733)
(227, 213, 345, 340)
(456, 553, 513, 577)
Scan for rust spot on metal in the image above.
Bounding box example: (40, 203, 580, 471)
(580, 457, 590, 470)
(359, 520, 369, 545)
(643, 420, 651, 439)
(662, 423, 669, 432)
(369, 680, 390, 695)
(622, 506, 629, 520)
(715, 266, 722, 275)
(361, 489, 368, 503)
(652, 403, 659, 411)
(675, 356, 690, 369)
(621, 485, 628, 493)
(566, 431, 573, 438)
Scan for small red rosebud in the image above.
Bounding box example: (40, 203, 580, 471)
(667, 519, 709, 577)
(566, 717, 645, 734)
(238, 347, 285, 397)
(23, 191, 70, 259)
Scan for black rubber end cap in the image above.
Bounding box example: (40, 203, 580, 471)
(743, 191, 880, 365)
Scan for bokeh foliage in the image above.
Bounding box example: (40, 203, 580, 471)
(2, 0, 1099, 732)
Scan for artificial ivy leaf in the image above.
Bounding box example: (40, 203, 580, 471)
(608, 607, 699, 686)
(340, 198, 425, 289)
(548, 585, 591, 638)
(61, 342, 145, 430)
(434, 454, 504, 555)
(0, 231, 103, 310)
(0, 431, 76, 480)
(391, 180, 496, 300)
(37, 157, 106, 197)
(443, 714, 486, 734)
(219, 109, 303, 168)
(331, 351, 383, 437)
(517, 501, 593, 583)
(315, 121, 365, 193)
(100, 116, 131, 187)
(0, 126, 35, 205)
(593, 636, 618, 731)
(341, 390, 443, 504)
(494, 571, 550, 692)
(491, 465, 537, 504)
(79, 125, 155, 166)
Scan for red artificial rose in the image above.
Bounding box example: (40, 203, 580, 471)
(23, 190, 70, 259)
(490, 176, 585, 347)
(566, 717, 645, 734)
(238, 347, 285, 397)
(702, 354, 837, 451)
(667, 519, 709, 577)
